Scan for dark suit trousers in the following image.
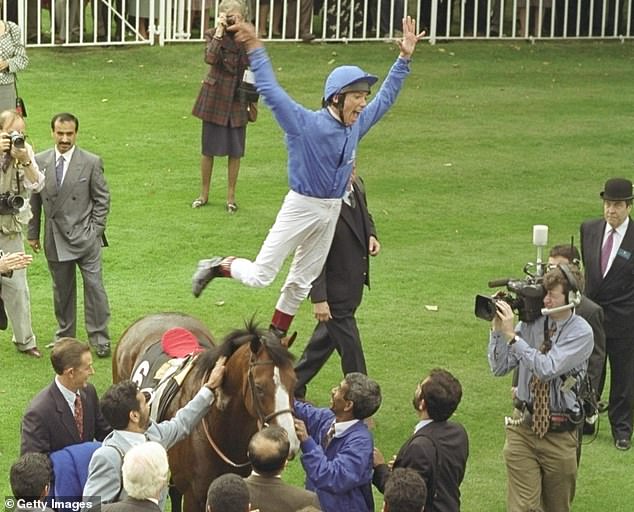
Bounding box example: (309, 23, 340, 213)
(295, 314, 367, 398)
(48, 243, 110, 347)
(606, 335, 634, 440)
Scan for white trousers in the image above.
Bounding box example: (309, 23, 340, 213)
(0, 232, 36, 350)
(231, 190, 342, 315)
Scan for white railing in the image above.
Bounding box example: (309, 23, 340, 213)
(5, 0, 633, 46)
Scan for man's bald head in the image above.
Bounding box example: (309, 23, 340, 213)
(247, 425, 290, 476)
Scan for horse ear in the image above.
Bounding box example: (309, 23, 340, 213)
(281, 331, 297, 349)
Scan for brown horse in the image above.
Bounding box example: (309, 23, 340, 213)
(113, 313, 300, 512)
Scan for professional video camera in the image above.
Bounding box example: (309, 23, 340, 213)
(474, 225, 550, 323)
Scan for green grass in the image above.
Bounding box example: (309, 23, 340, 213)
(2, 40, 634, 510)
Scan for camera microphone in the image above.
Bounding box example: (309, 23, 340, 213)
(541, 303, 575, 316)
(488, 278, 512, 288)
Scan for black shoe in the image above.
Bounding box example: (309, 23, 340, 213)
(96, 344, 111, 358)
(192, 257, 224, 297)
(615, 438, 631, 451)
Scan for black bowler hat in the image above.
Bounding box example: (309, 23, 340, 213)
(600, 178, 634, 201)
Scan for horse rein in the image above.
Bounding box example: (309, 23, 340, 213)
(200, 353, 294, 468)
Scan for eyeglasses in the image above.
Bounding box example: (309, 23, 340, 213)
(140, 388, 155, 406)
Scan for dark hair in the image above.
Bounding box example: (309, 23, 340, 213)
(383, 468, 427, 512)
(247, 425, 290, 475)
(206, 473, 250, 512)
(344, 372, 382, 420)
(549, 244, 581, 266)
(419, 369, 462, 422)
(50, 338, 91, 375)
(100, 380, 142, 430)
(10, 453, 51, 500)
(51, 112, 79, 131)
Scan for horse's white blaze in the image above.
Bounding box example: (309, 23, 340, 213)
(273, 366, 300, 456)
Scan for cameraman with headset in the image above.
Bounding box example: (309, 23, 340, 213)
(488, 265, 593, 512)
(0, 109, 44, 358)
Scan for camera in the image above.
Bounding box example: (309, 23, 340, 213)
(236, 69, 260, 103)
(475, 283, 545, 323)
(3, 131, 25, 152)
(474, 225, 550, 323)
(0, 192, 25, 215)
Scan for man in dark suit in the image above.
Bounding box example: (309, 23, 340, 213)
(580, 177, 634, 451)
(373, 369, 469, 512)
(102, 442, 168, 512)
(10, 452, 54, 512)
(245, 425, 321, 512)
(294, 172, 379, 399)
(20, 338, 111, 455)
(206, 474, 251, 512)
(28, 112, 112, 358)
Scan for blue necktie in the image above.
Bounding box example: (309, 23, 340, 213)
(55, 155, 65, 188)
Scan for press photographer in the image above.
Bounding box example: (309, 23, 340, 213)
(0, 109, 44, 358)
(487, 265, 593, 512)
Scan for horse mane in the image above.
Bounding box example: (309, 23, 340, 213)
(194, 319, 295, 381)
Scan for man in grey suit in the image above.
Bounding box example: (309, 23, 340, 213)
(245, 425, 321, 512)
(28, 112, 112, 358)
(581, 177, 634, 451)
(83, 357, 226, 508)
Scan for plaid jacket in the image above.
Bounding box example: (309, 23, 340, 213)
(192, 31, 249, 127)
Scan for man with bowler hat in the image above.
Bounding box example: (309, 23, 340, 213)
(580, 177, 634, 451)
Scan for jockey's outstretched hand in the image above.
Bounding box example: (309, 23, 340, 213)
(398, 16, 426, 59)
(205, 356, 227, 391)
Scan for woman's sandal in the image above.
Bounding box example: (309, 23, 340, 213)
(192, 198, 208, 209)
(225, 202, 238, 213)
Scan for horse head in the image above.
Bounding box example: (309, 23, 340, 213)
(199, 321, 300, 459)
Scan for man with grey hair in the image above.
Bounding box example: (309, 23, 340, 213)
(293, 372, 382, 512)
(102, 442, 168, 512)
(245, 425, 321, 511)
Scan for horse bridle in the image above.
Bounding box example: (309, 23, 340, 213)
(247, 355, 294, 427)
(201, 352, 294, 468)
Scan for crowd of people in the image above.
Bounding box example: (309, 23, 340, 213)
(2, 1, 632, 511)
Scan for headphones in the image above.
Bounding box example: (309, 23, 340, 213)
(558, 263, 582, 306)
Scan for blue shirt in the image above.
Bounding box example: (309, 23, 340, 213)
(248, 47, 411, 199)
(294, 401, 374, 512)
(488, 313, 593, 413)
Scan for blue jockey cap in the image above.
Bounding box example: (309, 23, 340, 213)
(323, 65, 378, 102)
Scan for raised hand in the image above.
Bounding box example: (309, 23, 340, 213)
(398, 16, 426, 59)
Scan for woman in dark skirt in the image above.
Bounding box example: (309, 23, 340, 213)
(192, 0, 250, 213)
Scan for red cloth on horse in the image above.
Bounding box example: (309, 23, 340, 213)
(161, 328, 205, 358)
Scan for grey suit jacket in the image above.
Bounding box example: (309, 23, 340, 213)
(245, 474, 322, 512)
(28, 146, 110, 262)
(83, 387, 214, 507)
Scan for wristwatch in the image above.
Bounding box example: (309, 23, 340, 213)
(508, 335, 519, 346)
